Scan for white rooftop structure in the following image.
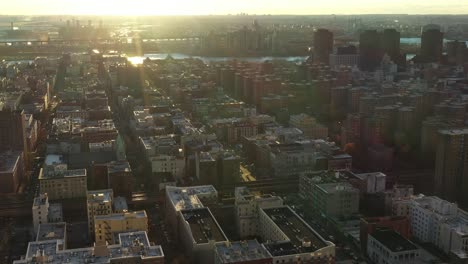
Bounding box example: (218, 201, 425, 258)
(13, 231, 164, 264)
(166, 185, 217, 212)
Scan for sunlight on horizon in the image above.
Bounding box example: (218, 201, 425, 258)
(2, 0, 468, 15)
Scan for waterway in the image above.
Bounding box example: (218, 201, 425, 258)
(400, 37, 468, 45)
(127, 53, 308, 65)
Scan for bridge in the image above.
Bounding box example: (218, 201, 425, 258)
(0, 37, 200, 47)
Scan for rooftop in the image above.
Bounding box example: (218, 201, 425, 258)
(113, 197, 128, 212)
(215, 240, 272, 263)
(14, 231, 163, 264)
(181, 208, 227, 244)
(316, 182, 359, 194)
(166, 185, 217, 212)
(438, 128, 468, 136)
(39, 168, 87, 180)
(36, 222, 66, 242)
(33, 194, 49, 208)
(264, 241, 303, 257)
(87, 189, 113, 204)
(107, 160, 132, 174)
(262, 207, 328, 254)
(94, 211, 147, 221)
(371, 229, 418, 252)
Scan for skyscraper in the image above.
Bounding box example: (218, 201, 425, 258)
(381, 29, 400, 63)
(314, 28, 334, 64)
(421, 24, 443, 63)
(434, 129, 468, 208)
(359, 30, 383, 71)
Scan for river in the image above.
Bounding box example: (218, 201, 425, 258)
(127, 53, 309, 65)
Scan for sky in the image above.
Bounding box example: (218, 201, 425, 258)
(2, 0, 468, 15)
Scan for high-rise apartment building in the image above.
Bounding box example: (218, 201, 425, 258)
(381, 29, 401, 63)
(434, 129, 468, 207)
(421, 24, 444, 62)
(314, 29, 334, 64)
(359, 30, 383, 71)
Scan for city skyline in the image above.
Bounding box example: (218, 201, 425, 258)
(2, 0, 468, 15)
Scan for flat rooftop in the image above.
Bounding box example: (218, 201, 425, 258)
(264, 241, 304, 257)
(95, 211, 147, 221)
(45, 154, 63, 166)
(166, 185, 217, 211)
(316, 182, 359, 194)
(215, 240, 272, 263)
(354, 172, 386, 180)
(108, 160, 132, 174)
(181, 208, 227, 244)
(439, 128, 468, 136)
(14, 231, 163, 264)
(39, 168, 87, 180)
(371, 229, 418, 252)
(113, 196, 128, 212)
(36, 222, 66, 242)
(87, 189, 113, 203)
(262, 207, 328, 254)
(33, 194, 48, 207)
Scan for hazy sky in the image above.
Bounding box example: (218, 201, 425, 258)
(2, 0, 468, 15)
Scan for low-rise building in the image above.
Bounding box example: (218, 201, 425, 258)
(179, 208, 228, 264)
(32, 194, 63, 234)
(13, 231, 164, 264)
(367, 229, 420, 264)
(214, 240, 272, 264)
(165, 185, 218, 236)
(234, 187, 283, 239)
(260, 206, 335, 264)
(87, 189, 114, 237)
(150, 155, 185, 180)
(39, 166, 87, 200)
(311, 182, 360, 218)
(36, 222, 67, 250)
(360, 216, 411, 254)
(94, 211, 148, 245)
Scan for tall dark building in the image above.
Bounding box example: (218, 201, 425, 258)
(447, 40, 467, 65)
(314, 29, 334, 64)
(434, 129, 468, 208)
(0, 108, 26, 154)
(421, 24, 443, 63)
(359, 30, 383, 71)
(381, 29, 400, 63)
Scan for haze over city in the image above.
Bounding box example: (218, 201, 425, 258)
(2, 0, 468, 15)
(1, 1, 468, 264)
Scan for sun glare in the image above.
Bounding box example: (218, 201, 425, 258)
(54, 0, 219, 16)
